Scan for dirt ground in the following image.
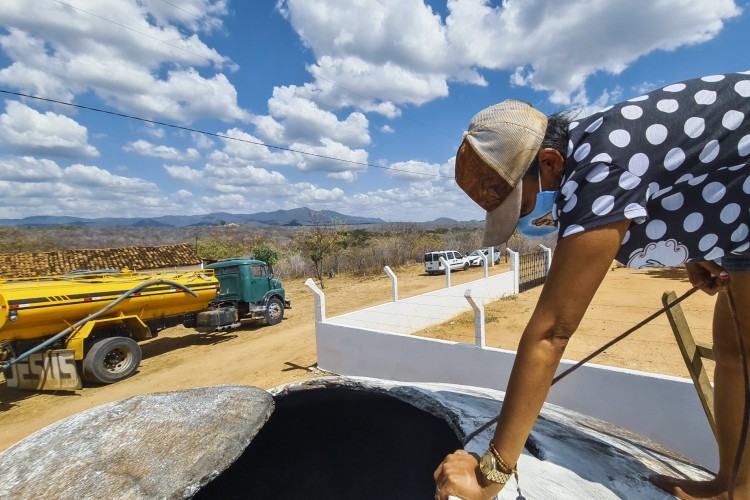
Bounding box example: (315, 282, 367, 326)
(0, 262, 717, 453)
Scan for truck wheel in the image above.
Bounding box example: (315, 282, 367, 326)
(264, 297, 284, 326)
(82, 337, 142, 384)
(463, 262, 469, 270)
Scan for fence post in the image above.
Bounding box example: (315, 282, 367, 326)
(304, 278, 326, 323)
(479, 252, 489, 278)
(464, 289, 486, 348)
(507, 248, 519, 295)
(487, 247, 495, 267)
(384, 266, 398, 302)
(539, 244, 552, 275)
(439, 256, 451, 288)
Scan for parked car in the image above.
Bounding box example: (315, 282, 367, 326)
(424, 251, 469, 275)
(465, 248, 502, 267)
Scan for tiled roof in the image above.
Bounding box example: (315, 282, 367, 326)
(0, 244, 200, 278)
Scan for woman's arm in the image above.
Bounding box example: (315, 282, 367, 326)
(435, 219, 630, 499)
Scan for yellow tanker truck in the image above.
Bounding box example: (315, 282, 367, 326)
(0, 259, 290, 390)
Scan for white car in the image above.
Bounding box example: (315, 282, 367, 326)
(423, 251, 468, 275)
(465, 249, 501, 267)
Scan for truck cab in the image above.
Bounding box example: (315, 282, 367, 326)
(197, 259, 291, 330)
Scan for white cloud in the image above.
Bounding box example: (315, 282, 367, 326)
(0, 156, 63, 181)
(336, 183, 481, 222)
(264, 85, 371, 145)
(445, 0, 741, 105)
(124, 139, 201, 161)
(303, 57, 449, 113)
(287, 138, 368, 177)
(173, 189, 194, 202)
(204, 163, 288, 186)
(163, 165, 204, 183)
(381, 125, 395, 134)
(144, 126, 165, 139)
(279, 0, 741, 107)
(0, 100, 99, 158)
(198, 193, 247, 210)
(0, 156, 180, 219)
(208, 127, 368, 181)
(143, 0, 229, 34)
(164, 161, 288, 190)
(386, 159, 443, 182)
(191, 131, 215, 149)
(63, 164, 160, 194)
(211, 128, 295, 166)
(0, 1, 248, 123)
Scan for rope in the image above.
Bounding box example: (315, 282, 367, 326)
(461, 281, 748, 498)
(462, 284, 700, 445)
(551, 285, 699, 385)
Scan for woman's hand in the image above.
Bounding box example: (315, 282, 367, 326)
(685, 261, 729, 295)
(433, 450, 504, 500)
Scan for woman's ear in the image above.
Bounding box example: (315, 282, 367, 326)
(538, 148, 565, 176)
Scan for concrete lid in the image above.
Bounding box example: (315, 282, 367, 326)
(0, 385, 274, 499)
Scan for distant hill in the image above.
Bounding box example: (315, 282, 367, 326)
(0, 208, 387, 228)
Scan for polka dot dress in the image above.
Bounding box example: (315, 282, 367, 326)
(554, 71, 750, 269)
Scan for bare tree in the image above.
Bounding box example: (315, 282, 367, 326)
(294, 211, 347, 289)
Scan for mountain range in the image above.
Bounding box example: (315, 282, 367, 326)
(0, 208, 467, 228)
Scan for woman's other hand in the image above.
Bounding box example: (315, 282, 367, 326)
(685, 261, 729, 295)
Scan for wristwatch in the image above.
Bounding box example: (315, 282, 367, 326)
(479, 448, 513, 484)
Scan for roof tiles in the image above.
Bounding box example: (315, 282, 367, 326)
(0, 244, 200, 278)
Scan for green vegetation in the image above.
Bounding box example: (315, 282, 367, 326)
(251, 244, 280, 266)
(0, 222, 556, 282)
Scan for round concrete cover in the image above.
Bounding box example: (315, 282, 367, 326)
(0, 385, 274, 499)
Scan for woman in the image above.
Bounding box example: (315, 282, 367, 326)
(435, 71, 750, 499)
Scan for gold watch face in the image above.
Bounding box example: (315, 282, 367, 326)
(479, 450, 511, 483)
(479, 450, 495, 475)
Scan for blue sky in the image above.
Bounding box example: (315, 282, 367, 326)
(0, 0, 748, 222)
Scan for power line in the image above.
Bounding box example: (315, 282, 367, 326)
(156, 0, 204, 20)
(47, 0, 217, 64)
(0, 89, 453, 180)
(52, 0, 457, 149)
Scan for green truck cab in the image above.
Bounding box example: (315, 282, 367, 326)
(194, 258, 290, 331)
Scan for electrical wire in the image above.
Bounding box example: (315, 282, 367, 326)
(0, 89, 453, 180)
(47, 0, 218, 64)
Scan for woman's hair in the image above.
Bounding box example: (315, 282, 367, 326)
(526, 111, 572, 176)
(542, 111, 572, 155)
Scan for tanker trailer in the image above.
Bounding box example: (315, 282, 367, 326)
(0, 269, 222, 390)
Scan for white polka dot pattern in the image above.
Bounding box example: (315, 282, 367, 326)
(622, 106, 643, 120)
(684, 117, 705, 138)
(609, 130, 630, 147)
(646, 124, 668, 145)
(556, 71, 750, 269)
(657, 100, 679, 113)
(723, 110, 744, 130)
(664, 148, 685, 171)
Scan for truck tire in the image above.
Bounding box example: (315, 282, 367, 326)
(463, 262, 469, 270)
(82, 337, 142, 384)
(264, 297, 284, 326)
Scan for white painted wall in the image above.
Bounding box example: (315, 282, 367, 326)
(307, 268, 718, 471)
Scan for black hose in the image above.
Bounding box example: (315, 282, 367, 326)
(1, 279, 197, 370)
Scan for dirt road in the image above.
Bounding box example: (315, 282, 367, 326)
(0, 263, 716, 452)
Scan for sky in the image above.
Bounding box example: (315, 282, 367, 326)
(0, 0, 748, 223)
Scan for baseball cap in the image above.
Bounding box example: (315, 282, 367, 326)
(455, 100, 547, 246)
